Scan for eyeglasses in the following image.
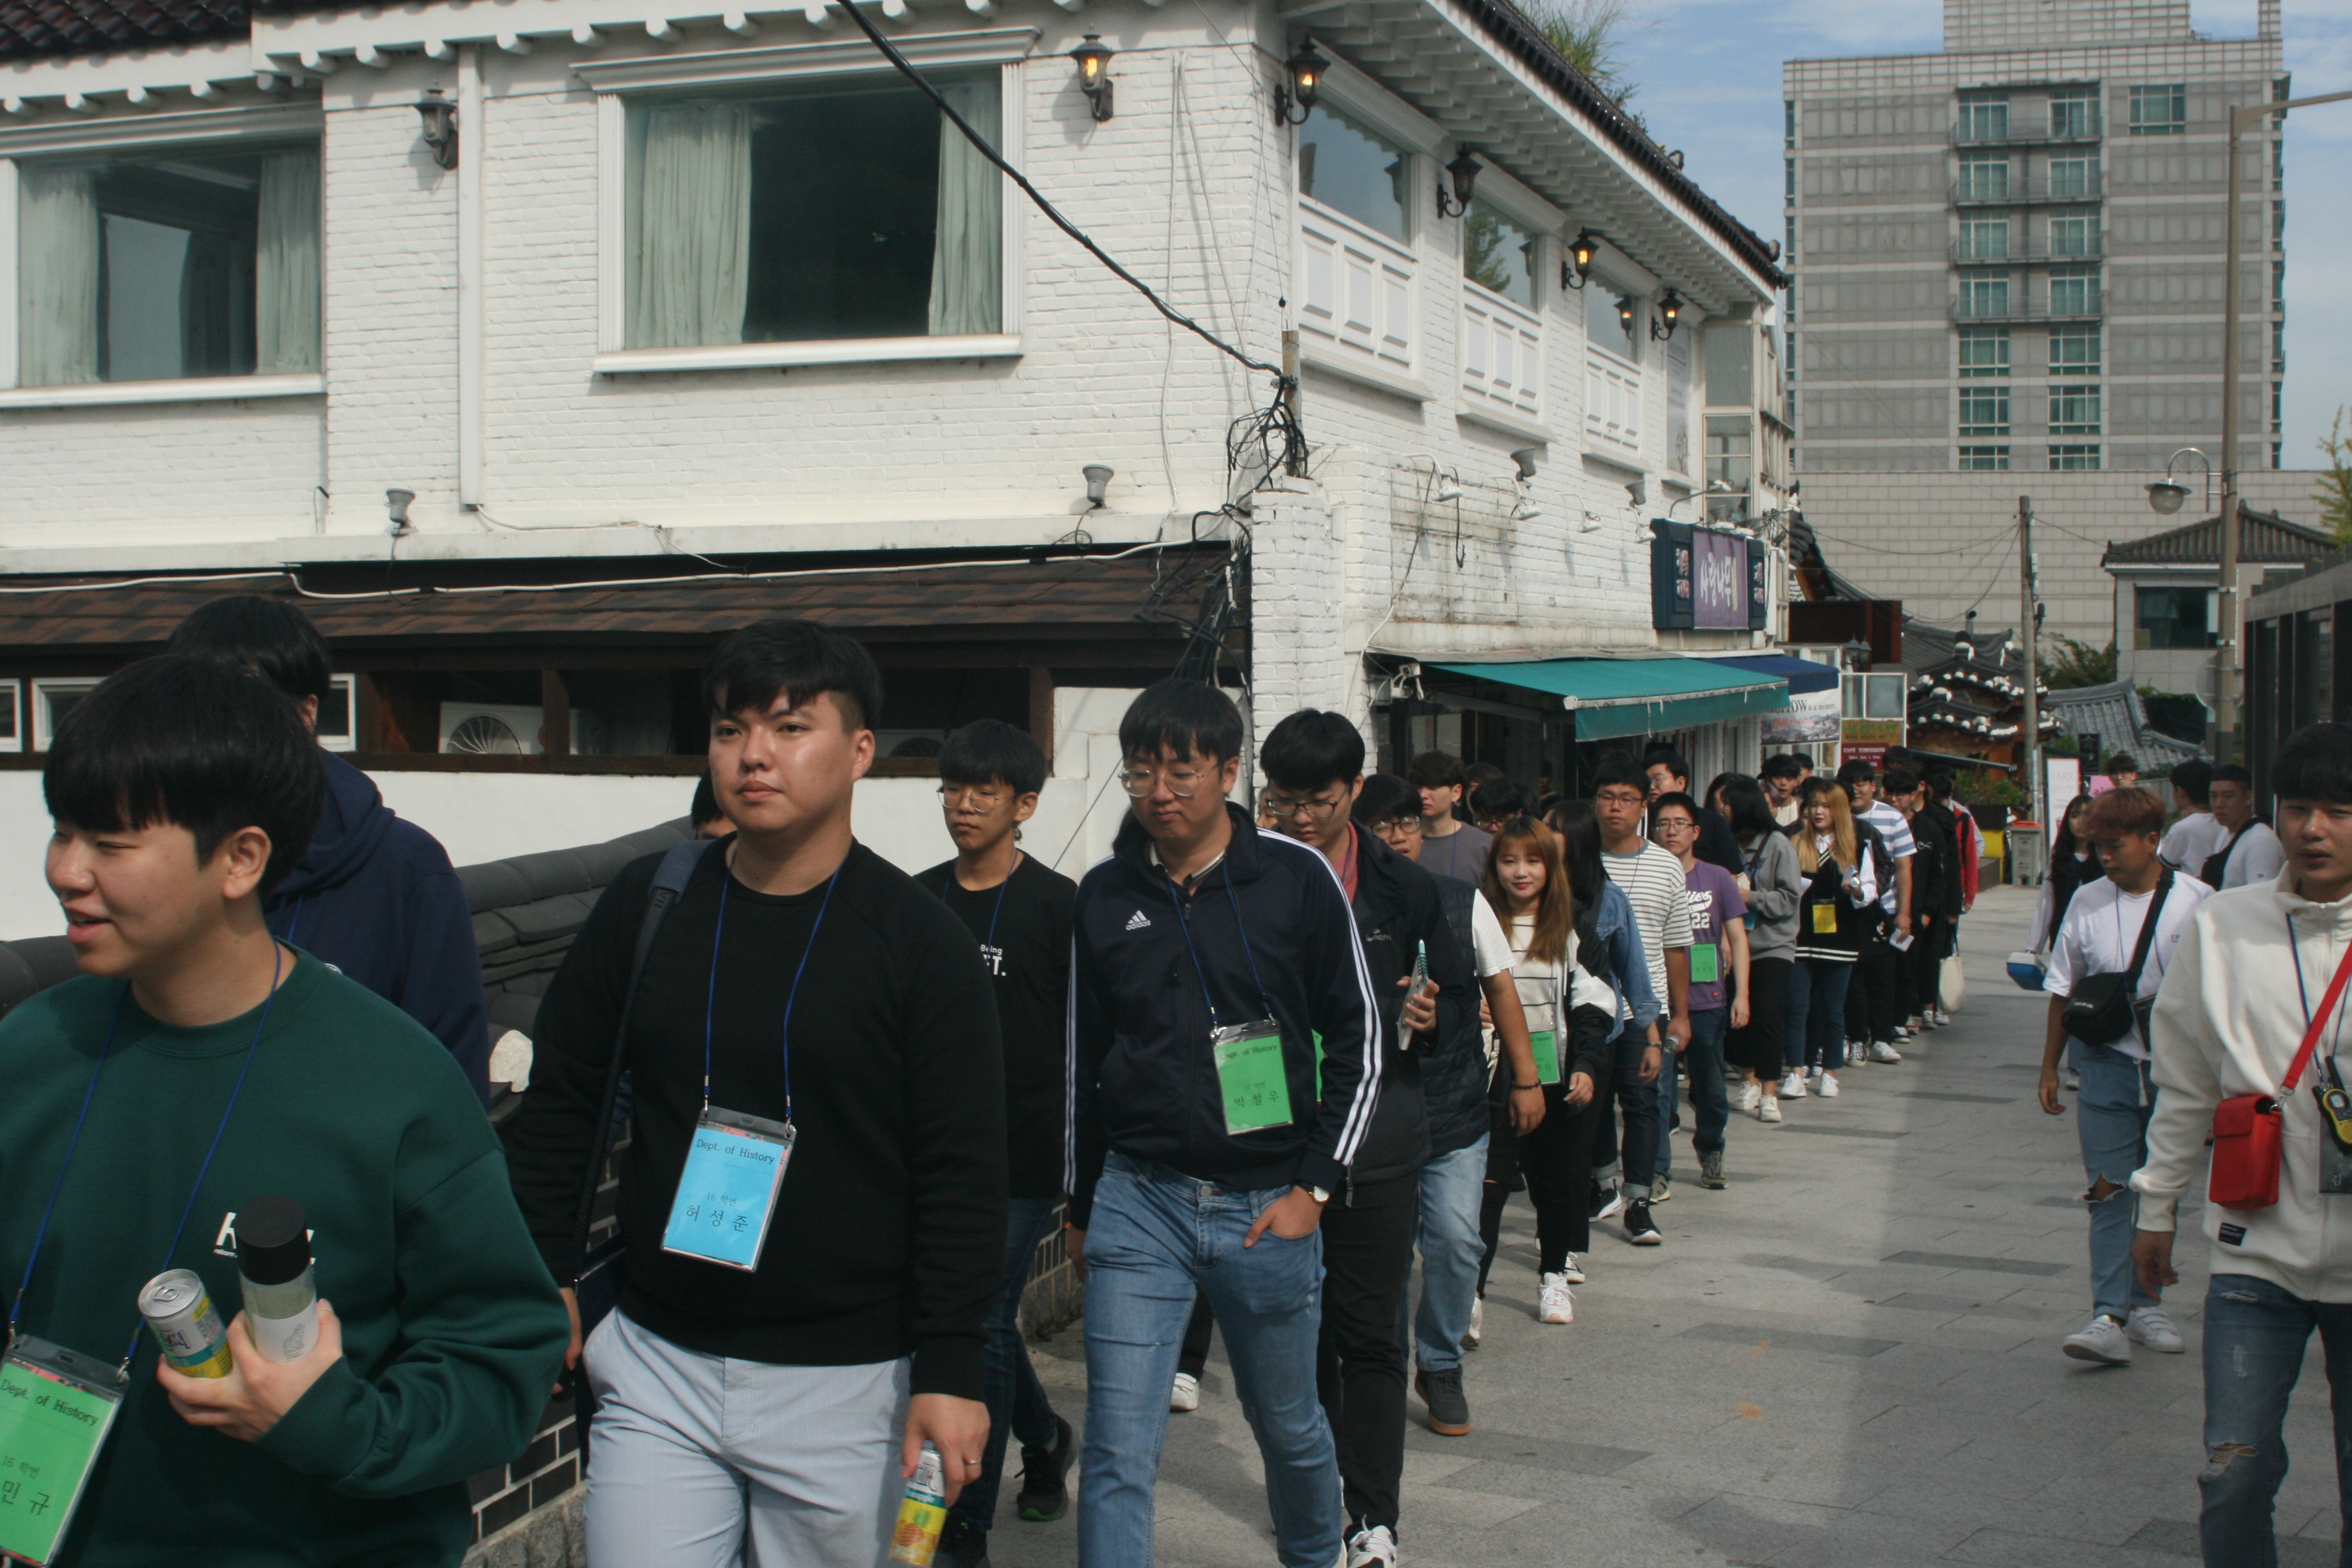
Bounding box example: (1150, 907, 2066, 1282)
(937, 785, 1011, 808)
(1654, 817, 1699, 835)
(1121, 766, 1210, 799)
(1262, 792, 1349, 822)
(1371, 818, 1422, 837)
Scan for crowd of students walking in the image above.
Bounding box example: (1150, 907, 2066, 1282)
(10, 599, 2352, 1568)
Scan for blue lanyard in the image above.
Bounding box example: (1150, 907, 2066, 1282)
(8, 946, 285, 1380)
(1163, 857, 1272, 1030)
(703, 858, 843, 1120)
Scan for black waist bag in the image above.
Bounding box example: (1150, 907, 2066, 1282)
(2062, 874, 2172, 1047)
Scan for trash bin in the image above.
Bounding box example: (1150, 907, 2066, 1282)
(2007, 823, 2046, 886)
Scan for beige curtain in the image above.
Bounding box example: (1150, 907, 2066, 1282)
(629, 103, 753, 349)
(926, 76, 1002, 336)
(17, 164, 100, 387)
(256, 149, 321, 373)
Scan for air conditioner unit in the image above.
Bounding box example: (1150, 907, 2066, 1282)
(439, 703, 543, 756)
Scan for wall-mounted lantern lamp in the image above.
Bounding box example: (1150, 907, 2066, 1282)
(1436, 149, 1481, 218)
(1562, 229, 1599, 290)
(1070, 35, 1116, 122)
(1650, 288, 1682, 339)
(414, 90, 457, 169)
(1615, 294, 1638, 338)
(1274, 39, 1325, 126)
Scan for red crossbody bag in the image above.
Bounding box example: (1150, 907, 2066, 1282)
(2210, 932, 2352, 1210)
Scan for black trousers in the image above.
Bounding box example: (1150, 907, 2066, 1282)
(1316, 1172, 1420, 1534)
(1845, 928, 1903, 1045)
(1728, 955, 1791, 1075)
(1481, 1007, 1619, 1285)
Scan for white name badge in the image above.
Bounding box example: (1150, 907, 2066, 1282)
(662, 1107, 794, 1272)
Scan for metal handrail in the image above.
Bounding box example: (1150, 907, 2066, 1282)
(1950, 174, 2105, 204)
(1949, 239, 2105, 265)
(1948, 294, 2106, 323)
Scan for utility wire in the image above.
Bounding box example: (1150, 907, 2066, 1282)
(838, 2, 1289, 387)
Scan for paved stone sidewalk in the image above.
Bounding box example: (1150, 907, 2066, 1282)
(991, 884, 2348, 1567)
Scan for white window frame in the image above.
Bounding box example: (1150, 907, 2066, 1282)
(31, 679, 100, 753)
(0, 103, 327, 407)
(1293, 62, 1442, 400)
(0, 679, 19, 753)
(1455, 163, 1558, 440)
(318, 673, 357, 753)
(582, 30, 1034, 376)
(1584, 272, 1647, 457)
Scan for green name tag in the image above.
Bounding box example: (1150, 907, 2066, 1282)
(1529, 1029, 1561, 1085)
(1690, 942, 1719, 985)
(1214, 1021, 1295, 1135)
(0, 1336, 123, 1566)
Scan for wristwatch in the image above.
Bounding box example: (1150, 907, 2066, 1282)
(1299, 1184, 1331, 1204)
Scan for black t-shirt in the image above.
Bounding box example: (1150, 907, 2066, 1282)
(918, 853, 1076, 1200)
(508, 840, 1007, 1399)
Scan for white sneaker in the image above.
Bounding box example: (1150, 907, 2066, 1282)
(1465, 1297, 1482, 1351)
(1869, 1039, 1904, 1063)
(2063, 1316, 2131, 1365)
(1170, 1373, 1201, 1412)
(1845, 1040, 1868, 1067)
(1760, 1093, 1782, 1123)
(1347, 1524, 1400, 1568)
(1740, 1080, 1763, 1115)
(1817, 1072, 1841, 1099)
(1932, 1007, 1953, 1027)
(1779, 1070, 1808, 1099)
(1538, 1272, 1577, 1324)
(2127, 1307, 2186, 1353)
(1557, 1252, 1586, 1284)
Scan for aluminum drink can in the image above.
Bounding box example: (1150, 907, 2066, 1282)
(886, 1442, 947, 1565)
(139, 1269, 234, 1378)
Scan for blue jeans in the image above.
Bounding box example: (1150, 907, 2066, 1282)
(2198, 1273, 2352, 1568)
(1079, 1152, 1342, 1568)
(1787, 959, 1853, 1073)
(1658, 1008, 1731, 1177)
(1407, 1134, 1489, 1375)
(2068, 1040, 2158, 1321)
(952, 1195, 1064, 1532)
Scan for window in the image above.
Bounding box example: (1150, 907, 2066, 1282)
(2048, 211, 2097, 256)
(2048, 443, 2102, 469)
(14, 142, 319, 388)
(1958, 160, 2010, 200)
(2137, 587, 2215, 649)
(622, 73, 1002, 353)
(1705, 414, 1751, 517)
(1957, 94, 2009, 142)
(1958, 325, 2009, 376)
(2131, 83, 2187, 135)
(31, 679, 100, 751)
(1462, 201, 1535, 309)
(1843, 673, 1909, 720)
(2049, 90, 2100, 139)
(2050, 384, 2101, 434)
(1588, 285, 1639, 363)
(1959, 445, 2011, 470)
(1705, 324, 1753, 405)
(0, 680, 18, 753)
(2048, 265, 2100, 316)
(318, 674, 356, 753)
(1959, 388, 2010, 436)
(1960, 218, 2010, 258)
(1959, 277, 2011, 320)
(1785, 100, 1795, 146)
(1785, 157, 1795, 200)
(1299, 102, 1409, 243)
(2050, 330, 2100, 374)
(2048, 156, 2097, 197)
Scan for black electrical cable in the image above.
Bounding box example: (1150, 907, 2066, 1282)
(837, 1, 1289, 386)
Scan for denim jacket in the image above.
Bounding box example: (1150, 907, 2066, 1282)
(1557, 881, 1661, 1043)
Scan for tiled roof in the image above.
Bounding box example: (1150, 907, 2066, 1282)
(2042, 678, 2206, 766)
(2101, 509, 2331, 569)
(0, 0, 246, 59)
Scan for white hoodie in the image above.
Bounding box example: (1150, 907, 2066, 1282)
(2134, 870, 2352, 1301)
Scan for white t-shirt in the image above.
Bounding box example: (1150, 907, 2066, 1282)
(1468, 895, 1513, 979)
(1858, 799, 1914, 915)
(1504, 913, 1615, 1032)
(2207, 821, 2287, 890)
(2045, 874, 2214, 1059)
(2160, 811, 2221, 874)
(1602, 841, 1693, 1009)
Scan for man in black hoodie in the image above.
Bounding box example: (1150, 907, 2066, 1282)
(1065, 680, 1377, 1568)
(168, 596, 491, 1102)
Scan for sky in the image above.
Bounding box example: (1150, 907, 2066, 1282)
(1616, 0, 2352, 472)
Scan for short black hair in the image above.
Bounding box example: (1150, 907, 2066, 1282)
(1261, 710, 1366, 792)
(1474, 780, 1527, 821)
(1465, 760, 1507, 797)
(939, 718, 1048, 796)
(1835, 759, 1876, 789)
(1642, 750, 1693, 786)
(1353, 773, 1419, 826)
(1648, 791, 1701, 840)
(2171, 758, 2214, 806)
(1405, 751, 1468, 791)
(1925, 771, 1955, 800)
(1881, 766, 1919, 795)
(2212, 763, 2254, 788)
(165, 594, 333, 707)
(1589, 756, 1647, 797)
(45, 656, 324, 896)
(702, 619, 884, 730)
(2274, 725, 2352, 805)
(2108, 753, 2140, 776)
(1119, 678, 1243, 765)
(1720, 776, 1778, 841)
(1760, 753, 1806, 782)
(691, 773, 724, 827)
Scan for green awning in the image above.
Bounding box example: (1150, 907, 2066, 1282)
(1429, 657, 1789, 742)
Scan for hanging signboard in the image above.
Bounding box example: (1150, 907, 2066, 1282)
(1840, 719, 1904, 771)
(1763, 687, 1840, 747)
(1651, 521, 1768, 632)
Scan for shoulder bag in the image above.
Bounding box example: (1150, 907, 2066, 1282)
(2201, 823, 2253, 888)
(2060, 874, 2172, 1047)
(2210, 927, 2352, 1211)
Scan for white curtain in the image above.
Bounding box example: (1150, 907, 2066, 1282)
(256, 149, 321, 374)
(927, 76, 1001, 338)
(629, 103, 752, 349)
(17, 165, 99, 387)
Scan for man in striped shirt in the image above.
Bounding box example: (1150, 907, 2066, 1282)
(1838, 761, 1914, 1059)
(1593, 757, 1689, 1238)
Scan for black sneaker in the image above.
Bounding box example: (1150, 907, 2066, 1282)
(1700, 1151, 1726, 1189)
(1014, 1414, 1075, 1523)
(1415, 1365, 1471, 1435)
(1624, 1200, 1663, 1245)
(938, 1517, 991, 1568)
(1590, 1180, 1626, 1223)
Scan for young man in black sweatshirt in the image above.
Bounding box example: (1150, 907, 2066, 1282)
(1065, 679, 1377, 1568)
(508, 619, 1006, 1567)
(916, 719, 1077, 1568)
(1, 656, 567, 1568)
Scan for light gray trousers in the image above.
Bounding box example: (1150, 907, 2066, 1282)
(584, 1308, 911, 1568)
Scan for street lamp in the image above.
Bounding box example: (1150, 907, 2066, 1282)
(2145, 446, 2212, 517)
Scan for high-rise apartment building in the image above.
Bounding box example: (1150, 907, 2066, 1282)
(1783, 0, 2287, 477)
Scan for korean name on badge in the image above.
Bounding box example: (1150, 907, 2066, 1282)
(0, 1336, 123, 1567)
(662, 1107, 795, 1272)
(1212, 1019, 1295, 1136)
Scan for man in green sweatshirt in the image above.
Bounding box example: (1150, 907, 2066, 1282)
(0, 655, 569, 1567)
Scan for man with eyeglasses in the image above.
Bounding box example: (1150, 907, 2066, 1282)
(1065, 680, 1377, 1568)
(916, 720, 1077, 1568)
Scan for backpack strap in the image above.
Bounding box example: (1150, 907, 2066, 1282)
(567, 835, 716, 1287)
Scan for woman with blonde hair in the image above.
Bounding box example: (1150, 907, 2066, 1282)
(1786, 778, 1879, 1100)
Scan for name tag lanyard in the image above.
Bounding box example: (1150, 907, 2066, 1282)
(2288, 916, 2352, 1145)
(699, 860, 843, 1123)
(1166, 865, 1294, 1135)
